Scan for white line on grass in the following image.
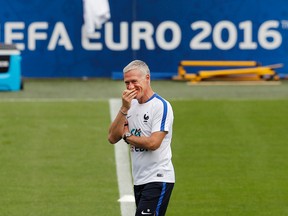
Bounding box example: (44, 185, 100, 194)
(109, 98, 135, 216)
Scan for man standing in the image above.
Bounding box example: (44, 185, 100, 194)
(108, 60, 175, 216)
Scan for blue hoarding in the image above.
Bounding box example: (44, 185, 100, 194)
(0, 0, 288, 77)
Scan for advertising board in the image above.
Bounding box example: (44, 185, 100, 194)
(0, 0, 287, 77)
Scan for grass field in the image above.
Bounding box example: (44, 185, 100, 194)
(0, 79, 288, 215)
(170, 100, 288, 215)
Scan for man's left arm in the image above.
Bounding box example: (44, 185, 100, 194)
(124, 131, 167, 151)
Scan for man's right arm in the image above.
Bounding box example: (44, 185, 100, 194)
(108, 107, 128, 144)
(108, 89, 136, 144)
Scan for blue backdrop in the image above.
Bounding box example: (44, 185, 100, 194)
(1, 0, 287, 77)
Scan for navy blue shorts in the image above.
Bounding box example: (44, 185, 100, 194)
(134, 182, 174, 216)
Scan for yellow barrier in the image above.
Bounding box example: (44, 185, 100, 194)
(180, 60, 259, 67)
(173, 60, 282, 82)
(175, 60, 260, 80)
(199, 67, 275, 78)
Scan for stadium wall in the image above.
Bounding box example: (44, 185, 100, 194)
(0, 0, 288, 78)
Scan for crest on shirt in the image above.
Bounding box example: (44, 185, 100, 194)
(143, 113, 149, 123)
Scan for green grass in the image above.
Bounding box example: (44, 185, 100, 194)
(0, 101, 119, 216)
(0, 79, 288, 215)
(1, 78, 288, 100)
(170, 100, 288, 215)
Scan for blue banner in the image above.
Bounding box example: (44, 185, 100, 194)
(0, 0, 287, 77)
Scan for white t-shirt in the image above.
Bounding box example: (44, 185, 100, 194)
(127, 93, 175, 185)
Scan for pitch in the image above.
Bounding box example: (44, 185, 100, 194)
(0, 79, 287, 215)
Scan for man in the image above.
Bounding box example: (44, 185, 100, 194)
(108, 60, 175, 216)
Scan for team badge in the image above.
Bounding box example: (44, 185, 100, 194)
(143, 113, 149, 123)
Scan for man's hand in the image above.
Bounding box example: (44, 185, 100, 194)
(122, 89, 137, 110)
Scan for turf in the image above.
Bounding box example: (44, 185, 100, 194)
(1, 78, 288, 100)
(170, 100, 288, 215)
(0, 79, 288, 215)
(0, 101, 120, 216)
